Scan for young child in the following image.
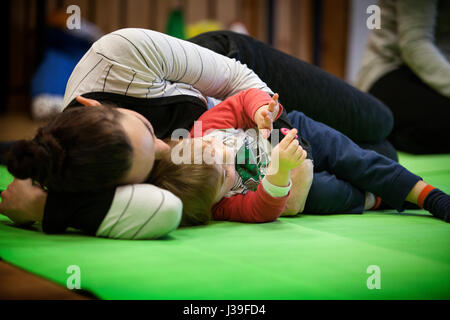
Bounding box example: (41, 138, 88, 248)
(148, 88, 449, 225)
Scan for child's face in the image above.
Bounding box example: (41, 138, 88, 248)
(180, 136, 236, 204)
(202, 136, 235, 165)
(197, 137, 236, 203)
(214, 163, 236, 203)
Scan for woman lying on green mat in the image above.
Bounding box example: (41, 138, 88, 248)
(147, 88, 450, 225)
(1, 89, 448, 239)
(0, 28, 448, 239)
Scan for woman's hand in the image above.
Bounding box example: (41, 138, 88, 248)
(254, 93, 280, 139)
(0, 178, 47, 226)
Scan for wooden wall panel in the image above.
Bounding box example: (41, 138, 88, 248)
(155, 0, 172, 33)
(125, 0, 153, 30)
(7, 0, 351, 113)
(62, 0, 91, 21)
(9, 0, 26, 89)
(216, 0, 238, 27)
(256, 0, 268, 43)
(95, 0, 122, 33)
(321, 0, 349, 78)
(45, 0, 61, 15)
(274, 0, 293, 55)
(295, 0, 313, 63)
(8, 0, 27, 113)
(185, 0, 209, 25)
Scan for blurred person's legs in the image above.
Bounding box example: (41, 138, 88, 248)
(369, 65, 450, 154)
(189, 31, 395, 146)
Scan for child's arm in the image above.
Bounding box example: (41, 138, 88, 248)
(212, 182, 289, 223)
(281, 159, 314, 216)
(190, 89, 282, 136)
(213, 129, 306, 223)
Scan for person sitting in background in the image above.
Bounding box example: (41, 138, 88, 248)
(356, 0, 450, 154)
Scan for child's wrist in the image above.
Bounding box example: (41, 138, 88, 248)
(265, 170, 291, 187)
(262, 177, 292, 197)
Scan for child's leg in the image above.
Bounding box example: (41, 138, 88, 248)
(304, 171, 367, 214)
(288, 111, 449, 221)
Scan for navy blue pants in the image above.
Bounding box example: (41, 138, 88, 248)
(287, 111, 421, 213)
(189, 31, 394, 145)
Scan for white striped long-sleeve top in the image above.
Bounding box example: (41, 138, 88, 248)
(56, 28, 274, 240)
(63, 28, 273, 109)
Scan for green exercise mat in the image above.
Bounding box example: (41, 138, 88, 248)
(0, 153, 449, 300)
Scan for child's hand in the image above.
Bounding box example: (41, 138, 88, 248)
(254, 93, 280, 139)
(268, 128, 306, 175)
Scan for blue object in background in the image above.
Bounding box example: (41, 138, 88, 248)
(31, 48, 81, 98)
(30, 25, 102, 119)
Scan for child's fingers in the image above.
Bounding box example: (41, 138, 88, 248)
(293, 146, 303, 159)
(268, 93, 279, 115)
(259, 111, 273, 128)
(279, 128, 298, 148)
(294, 147, 307, 163)
(267, 100, 276, 113)
(271, 93, 279, 106)
(257, 110, 274, 139)
(286, 138, 300, 155)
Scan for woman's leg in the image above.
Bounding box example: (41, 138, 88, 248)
(287, 111, 421, 211)
(189, 31, 394, 144)
(369, 65, 450, 154)
(304, 171, 366, 214)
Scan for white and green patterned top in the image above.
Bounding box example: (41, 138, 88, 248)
(205, 128, 272, 197)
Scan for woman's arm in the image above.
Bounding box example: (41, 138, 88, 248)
(397, 0, 450, 97)
(0, 179, 182, 240)
(98, 28, 274, 100)
(44, 184, 182, 240)
(95, 184, 182, 240)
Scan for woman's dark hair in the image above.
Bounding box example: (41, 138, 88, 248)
(6, 105, 133, 192)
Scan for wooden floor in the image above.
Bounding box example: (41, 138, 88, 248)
(0, 112, 47, 141)
(0, 260, 96, 300)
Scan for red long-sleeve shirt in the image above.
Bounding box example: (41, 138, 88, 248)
(189, 88, 289, 223)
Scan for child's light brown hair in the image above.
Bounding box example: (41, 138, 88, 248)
(147, 139, 223, 227)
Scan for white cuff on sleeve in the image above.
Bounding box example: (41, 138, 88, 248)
(261, 177, 292, 198)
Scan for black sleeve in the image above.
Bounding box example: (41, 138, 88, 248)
(42, 188, 116, 235)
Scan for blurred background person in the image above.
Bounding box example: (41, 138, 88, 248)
(31, 9, 103, 120)
(356, 0, 450, 154)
